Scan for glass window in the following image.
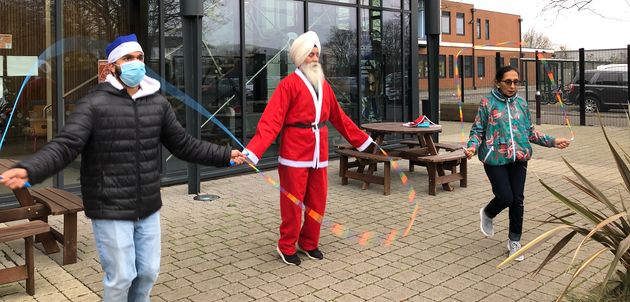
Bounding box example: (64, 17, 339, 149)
(439, 55, 446, 78)
(310, 3, 359, 141)
(404, 0, 410, 10)
(485, 19, 490, 40)
(456, 12, 465, 35)
(510, 58, 519, 68)
(418, 0, 426, 40)
(464, 55, 473, 78)
(441, 11, 450, 35)
(0, 0, 58, 192)
(594, 72, 621, 85)
(477, 57, 485, 77)
(383, 0, 401, 8)
(448, 55, 454, 78)
(418, 54, 428, 79)
(476, 18, 481, 39)
(328, 0, 357, 3)
(61, 0, 133, 187)
(245, 0, 304, 159)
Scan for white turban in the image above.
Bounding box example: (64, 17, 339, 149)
(289, 31, 321, 67)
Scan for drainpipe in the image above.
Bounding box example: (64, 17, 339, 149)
(471, 8, 476, 90)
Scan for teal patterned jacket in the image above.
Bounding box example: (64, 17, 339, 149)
(467, 89, 556, 166)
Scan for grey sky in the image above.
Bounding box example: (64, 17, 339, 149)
(457, 0, 630, 50)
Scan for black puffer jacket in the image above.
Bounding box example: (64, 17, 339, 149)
(16, 81, 232, 220)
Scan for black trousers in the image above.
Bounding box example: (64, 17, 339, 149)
(483, 161, 528, 241)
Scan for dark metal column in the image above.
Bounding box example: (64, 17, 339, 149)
(410, 0, 420, 121)
(579, 48, 585, 126)
(181, 1, 203, 195)
(425, 0, 440, 133)
(535, 51, 541, 125)
(459, 55, 465, 104)
(470, 8, 476, 90)
(54, 0, 64, 188)
(518, 18, 523, 60)
(627, 45, 630, 106)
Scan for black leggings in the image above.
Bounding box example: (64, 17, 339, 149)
(483, 161, 528, 241)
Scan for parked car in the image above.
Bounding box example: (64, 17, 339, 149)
(564, 66, 628, 113)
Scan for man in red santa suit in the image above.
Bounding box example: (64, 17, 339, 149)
(243, 31, 373, 266)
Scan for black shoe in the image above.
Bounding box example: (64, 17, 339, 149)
(298, 247, 324, 260)
(276, 245, 301, 266)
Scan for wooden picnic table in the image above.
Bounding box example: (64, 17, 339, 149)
(0, 159, 84, 264)
(360, 122, 454, 192)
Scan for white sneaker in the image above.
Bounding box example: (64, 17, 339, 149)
(507, 240, 525, 261)
(479, 207, 494, 237)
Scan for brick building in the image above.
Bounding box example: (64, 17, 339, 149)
(418, 0, 553, 90)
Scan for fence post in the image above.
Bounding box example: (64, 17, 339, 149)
(579, 48, 585, 126)
(534, 50, 541, 125)
(460, 55, 465, 104)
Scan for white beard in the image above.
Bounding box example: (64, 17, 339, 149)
(300, 62, 324, 91)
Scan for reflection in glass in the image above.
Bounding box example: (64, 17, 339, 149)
(245, 0, 304, 159)
(162, 1, 243, 175)
(0, 0, 57, 193)
(60, 0, 130, 188)
(361, 9, 404, 124)
(309, 3, 358, 147)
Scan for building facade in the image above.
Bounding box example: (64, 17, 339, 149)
(418, 0, 552, 92)
(0, 0, 417, 203)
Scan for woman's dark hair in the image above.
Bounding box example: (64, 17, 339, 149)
(495, 66, 520, 82)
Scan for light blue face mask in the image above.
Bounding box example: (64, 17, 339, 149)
(116, 61, 145, 87)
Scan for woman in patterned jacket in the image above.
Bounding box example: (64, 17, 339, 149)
(464, 66, 571, 261)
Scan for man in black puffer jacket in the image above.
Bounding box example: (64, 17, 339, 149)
(0, 34, 245, 302)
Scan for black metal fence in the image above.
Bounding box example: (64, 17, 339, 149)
(433, 45, 629, 128)
(522, 46, 629, 128)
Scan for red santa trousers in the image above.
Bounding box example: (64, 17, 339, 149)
(277, 164, 327, 255)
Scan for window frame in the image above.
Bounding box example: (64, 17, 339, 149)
(441, 11, 451, 35)
(456, 12, 465, 36)
(484, 19, 490, 40)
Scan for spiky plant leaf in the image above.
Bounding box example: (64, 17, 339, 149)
(533, 230, 577, 276)
(570, 213, 629, 269)
(497, 225, 573, 268)
(555, 248, 609, 302)
(598, 113, 630, 193)
(540, 179, 603, 226)
(562, 157, 620, 216)
(599, 234, 630, 300)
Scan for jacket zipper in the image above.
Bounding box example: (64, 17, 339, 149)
(505, 99, 517, 162)
(133, 99, 141, 216)
(483, 146, 494, 163)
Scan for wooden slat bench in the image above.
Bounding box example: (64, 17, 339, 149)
(335, 148, 400, 195)
(0, 220, 50, 295)
(400, 140, 464, 172)
(0, 159, 84, 265)
(413, 150, 468, 195)
(30, 188, 84, 265)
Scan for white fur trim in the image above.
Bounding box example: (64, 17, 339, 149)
(357, 137, 373, 152)
(243, 148, 259, 165)
(107, 41, 144, 63)
(278, 157, 328, 168)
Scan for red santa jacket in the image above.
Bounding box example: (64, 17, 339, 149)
(244, 69, 372, 168)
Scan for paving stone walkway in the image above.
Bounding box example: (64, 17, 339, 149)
(1, 121, 629, 301)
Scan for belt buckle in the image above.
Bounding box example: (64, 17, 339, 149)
(311, 122, 318, 131)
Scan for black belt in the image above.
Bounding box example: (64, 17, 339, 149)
(285, 122, 326, 129)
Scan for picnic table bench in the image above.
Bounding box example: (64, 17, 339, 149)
(0, 159, 84, 265)
(334, 148, 400, 195)
(0, 220, 50, 295)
